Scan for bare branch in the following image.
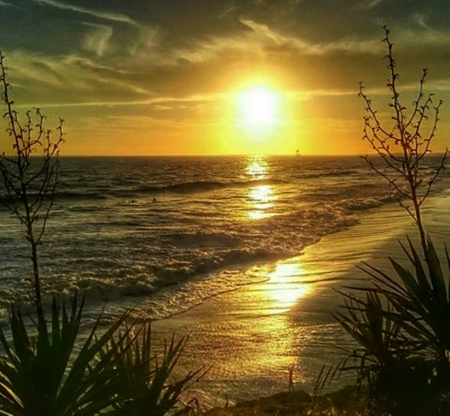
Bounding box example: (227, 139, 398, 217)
(0, 51, 64, 322)
(360, 27, 446, 255)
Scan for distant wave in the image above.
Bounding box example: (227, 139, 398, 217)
(164, 178, 286, 193)
(294, 169, 359, 179)
(57, 190, 110, 200)
(49, 178, 289, 202)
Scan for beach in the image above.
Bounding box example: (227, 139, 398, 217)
(1, 155, 448, 409)
(152, 193, 450, 408)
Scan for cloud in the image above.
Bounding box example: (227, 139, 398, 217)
(0, 0, 26, 11)
(270, 20, 383, 55)
(239, 19, 282, 44)
(355, 0, 384, 10)
(3, 1, 450, 117)
(3, 50, 152, 106)
(81, 23, 114, 57)
(180, 18, 383, 61)
(30, 0, 139, 26)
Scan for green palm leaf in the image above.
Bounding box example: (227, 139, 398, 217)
(105, 322, 208, 416)
(0, 296, 132, 416)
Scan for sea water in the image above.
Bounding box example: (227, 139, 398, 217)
(0, 155, 448, 323)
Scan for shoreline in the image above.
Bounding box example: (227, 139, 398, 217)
(152, 195, 450, 408)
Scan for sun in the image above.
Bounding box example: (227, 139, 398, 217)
(237, 86, 280, 128)
(222, 78, 293, 152)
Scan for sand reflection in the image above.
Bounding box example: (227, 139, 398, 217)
(153, 205, 424, 405)
(204, 260, 317, 389)
(152, 257, 339, 405)
(267, 263, 311, 310)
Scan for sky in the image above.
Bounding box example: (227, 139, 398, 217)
(0, 0, 450, 156)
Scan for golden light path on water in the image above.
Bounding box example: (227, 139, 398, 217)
(150, 196, 450, 407)
(247, 156, 311, 313)
(246, 156, 277, 220)
(266, 263, 311, 310)
(246, 156, 267, 178)
(248, 185, 276, 220)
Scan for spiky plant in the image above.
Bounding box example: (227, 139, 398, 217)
(335, 26, 450, 415)
(0, 51, 204, 416)
(103, 322, 208, 416)
(0, 296, 135, 416)
(337, 239, 450, 415)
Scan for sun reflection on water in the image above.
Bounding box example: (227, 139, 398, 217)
(223, 260, 315, 383)
(248, 185, 276, 220)
(266, 263, 311, 310)
(246, 156, 278, 220)
(247, 157, 267, 179)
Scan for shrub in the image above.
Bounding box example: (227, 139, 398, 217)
(0, 52, 203, 416)
(335, 27, 450, 415)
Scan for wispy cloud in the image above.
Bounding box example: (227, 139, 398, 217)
(34, 94, 217, 109)
(239, 17, 450, 57)
(30, 0, 139, 26)
(81, 23, 114, 57)
(238, 19, 383, 55)
(0, 0, 25, 10)
(355, 0, 384, 10)
(239, 19, 284, 44)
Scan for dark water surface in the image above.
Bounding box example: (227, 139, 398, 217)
(0, 155, 448, 322)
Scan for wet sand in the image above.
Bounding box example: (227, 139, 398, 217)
(152, 194, 450, 408)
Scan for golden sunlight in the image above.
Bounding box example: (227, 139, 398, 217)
(237, 86, 280, 131)
(246, 156, 276, 220)
(248, 185, 276, 220)
(267, 263, 310, 310)
(247, 157, 267, 178)
(217, 77, 302, 154)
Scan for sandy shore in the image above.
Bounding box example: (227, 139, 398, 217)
(152, 193, 450, 408)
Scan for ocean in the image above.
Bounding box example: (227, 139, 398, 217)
(0, 154, 448, 324)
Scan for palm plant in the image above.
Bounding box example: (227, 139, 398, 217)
(336, 291, 405, 372)
(0, 296, 133, 416)
(335, 26, 450, 415)
(337, 239, 450, 415)
(362, 238, 450, 362)
(0, 52, 204, 416)
(103, 322, 207, 416)
(0, 298, 205, 416)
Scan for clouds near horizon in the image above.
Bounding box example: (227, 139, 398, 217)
(0, 0, 449, 155)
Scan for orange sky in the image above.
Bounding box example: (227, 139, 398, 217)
(1, 1, 450, 155)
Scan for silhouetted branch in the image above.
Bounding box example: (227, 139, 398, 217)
(359, 26, 446, 255)
(0, 51, 64, 323)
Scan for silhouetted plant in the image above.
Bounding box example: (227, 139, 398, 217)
(0, 51, 64, 323)
(0, 297, 133, 416)
(0, 52, 203, 416)
(336, 27, 450, 415)
(103, 322, 208, 416)
(359, 26, 447, 255)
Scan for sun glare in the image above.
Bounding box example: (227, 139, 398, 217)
(267, 263, 310, 310)
(237, 86, 280, 129)
(221, 78, 298, 153)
